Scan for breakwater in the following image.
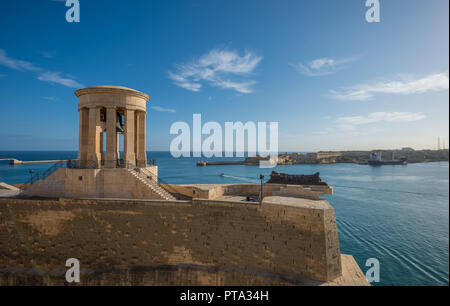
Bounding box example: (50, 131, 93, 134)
(0, 158, 69, 165)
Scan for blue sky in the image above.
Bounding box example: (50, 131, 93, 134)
(0, 0, 448, 151)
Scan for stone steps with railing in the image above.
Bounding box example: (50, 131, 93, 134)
(139, 167, 183, 199)
(128, 168, 176, 201)
(21, 161, 68, 192)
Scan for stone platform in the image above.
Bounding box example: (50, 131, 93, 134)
(20, 166, 175, 200)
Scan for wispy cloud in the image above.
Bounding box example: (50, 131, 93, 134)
(168, 71, 202, 92)
(38, 72, 83, 88)
(0, 48, 84, 89)
(168, 48, 262, 94)
(151, 106, 176, 113)
(41, 51, 55, 59)
(43, 96, 60, 101)
(336, 112, 426, 131)
(330, 73, 449, 101)
(0, 49, 39, 71)
(0, 74, 6, 78)
(312, 128, 333, 135)
(291, 57, 357, 77)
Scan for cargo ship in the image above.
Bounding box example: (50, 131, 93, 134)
(368, 152, 408, 166)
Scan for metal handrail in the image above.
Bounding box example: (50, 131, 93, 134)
(21, 158, 162, 191)
(23, 160, 66, 188)
(131, 167, 177, 199)
(137, 167, 183, 199)
(67, 158, 157, 169)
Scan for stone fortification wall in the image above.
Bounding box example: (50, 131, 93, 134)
(0, 196, 341, 285)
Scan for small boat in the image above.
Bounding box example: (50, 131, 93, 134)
(196, 159, 207, 166)
(219, 173, 225, 177)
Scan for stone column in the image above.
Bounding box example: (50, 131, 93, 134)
(86, 107, 101, 168)
(136, 111, 147, 167)
(117, 133, 120, 161)
(123, 109, 136, 167)
(100, 131, 104, 164)
(78, 107, 89, 164)
(105, 107, 117, 168)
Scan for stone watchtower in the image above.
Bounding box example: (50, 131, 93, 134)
(75, 86, 149, 168)
(23, 86, 175, 200)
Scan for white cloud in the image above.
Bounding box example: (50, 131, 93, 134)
(312, 129, 333, 135)
(41, 52, 55, 59)
(0, 74, 6, 78)
(211, 78, 256, 94)
(330, 73, 449, 101)
(168, 71, 202, 92)
(38, 72, 83, 89)
(43, 96, 60, 101)
(0, 48, 83, 89)
(151, 106, 176, 113)
(168, 48, 262, 94)
(291, 57, 357, 77)
(0, 49, 40, 71)
(336, 112, 426, 130)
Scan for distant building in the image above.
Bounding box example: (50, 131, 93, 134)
(370, 152, 382, 162)
(401, 147, 415, 152)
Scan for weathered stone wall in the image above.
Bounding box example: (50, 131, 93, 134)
(0, 196, 341, 285)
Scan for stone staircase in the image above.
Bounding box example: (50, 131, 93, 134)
(128, 168, 176, 201)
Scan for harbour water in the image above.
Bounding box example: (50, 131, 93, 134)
(0, 151, 448, 286)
